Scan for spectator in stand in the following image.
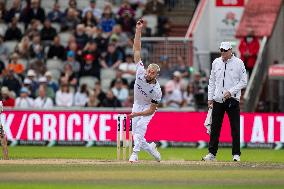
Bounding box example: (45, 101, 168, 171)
(82, 40, 101, 60)
(118, 1, 135, 18)
(157, 16, 171, 37)
(2, 68, 21, 96)
(82, 0, 102, 22)
(55, 83, 74, 107)
(61, 8, 81, 32)
(93, 25, 109, 52)
(40, 19, 57, 42)
(66, 40, 81, 59)
(47, 35, 66, 60)
(110, 69, 128, 88)
(64, 50, 81, 74)
(100, 89, 121, 107)
(79, 53, 100, 80)
(141, 20, 152, 37)
(124, 37, 134, 56)
(60, 64, 78, 89)
(35, 77, 55, 99)
(0, 60, 4, 75)
(169, 55, 189, 78)
(21, 0, 45, 24)
(118, 54, 136, 83)
(0, 87, 15, 107)
(22, 78, 34, 98)
(164, 81, 183, 108)
(29, 59, 46, 76)
(29, 34, 44, 60)
(34, 85, 54, 109)
(4, 17, 22, 41)
(0, 4, 5, 27)
(99, 6, 116, 34)
(158, 55, 172, 79)
(112, 79, 129, 103)
(94, 81, 106, 102)
(24, 19, 40, 39)
(15, 87, 34, 108)
(65, 0, 82, 18)
(144, 0, 164, 15)
(15, 36, 30, 59)
(182, 83, 196, 109)
(110, 25, 129, 48)
(26, 69, 38, 97)
(44, 71, 59, 93)
(238, 29, 260, 78)
(5, 0, 22, 23)
(0, 35, 9, 61)
(122, 92, 134, 107)
(101, 43, 123, 69)
(165, 71, 184, 91)
(133, 1, 146, 19)
(74, 24, 88, 50)
(47, 2, 64, 23)
(6, 53, 25, 78)
(82, 10, 98, 27)
(117, 11, 136, 35)
(85, 91, 99, 107)
(74, 84, 89, 106)
(85, 26, 96, 39)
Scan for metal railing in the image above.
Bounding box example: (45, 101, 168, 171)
(141, 37, 192, 66)
(243, 37, 268, 112)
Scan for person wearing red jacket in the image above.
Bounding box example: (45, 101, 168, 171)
(0, 87, 15, 107)
(238, 30, 260, 78)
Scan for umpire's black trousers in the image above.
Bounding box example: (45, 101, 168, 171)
(208, 98, 241, 156)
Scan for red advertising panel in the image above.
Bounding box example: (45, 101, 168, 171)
(1, 110, 284, 143)
(216, 0, 244, 7)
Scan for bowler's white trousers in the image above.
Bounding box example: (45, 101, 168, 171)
(131, 103, 154, 153)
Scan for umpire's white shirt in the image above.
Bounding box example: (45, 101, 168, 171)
(208, 55, 247, 103)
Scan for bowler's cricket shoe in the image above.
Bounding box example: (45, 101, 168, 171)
(149, 142, 161, 162)
(202, 153, 216, 161)
(233, 155, 240, 162)
(129, 152, 138, 163)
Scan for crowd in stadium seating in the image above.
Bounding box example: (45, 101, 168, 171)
(0, 0, 205, 110)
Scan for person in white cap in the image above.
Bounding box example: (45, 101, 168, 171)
(26, 69, 38, 96)
(36, 76, 55, 99)
(202, 41, 247, 162)
(44, 71, 59, 93)
(128, 19, 162, 163)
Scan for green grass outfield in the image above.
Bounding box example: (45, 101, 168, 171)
(0, 147, 284, 189)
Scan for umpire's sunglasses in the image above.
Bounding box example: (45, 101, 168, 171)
(220, 48, 230, 52)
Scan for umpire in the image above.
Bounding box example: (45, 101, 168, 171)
(202, 42, 247, 162)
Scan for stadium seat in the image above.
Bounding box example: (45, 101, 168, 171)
(58, 32, 73, 47)
(46, 59, 63, 70)
(101, 68, 116, 91)
(4, 41, 18, 53)
(17, 23, 25, 33)
(48, 69, 61, 82)
(79, 76, 98, 89)
(51, 23, 61, 33)
(18, 58, 29, 70)
(0, 23, 7, 36)
(143, 15, 158, 35)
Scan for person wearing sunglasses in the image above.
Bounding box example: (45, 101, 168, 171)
(202, 42, 247, 162)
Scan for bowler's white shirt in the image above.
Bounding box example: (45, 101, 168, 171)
(133, 61, 162, 106)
